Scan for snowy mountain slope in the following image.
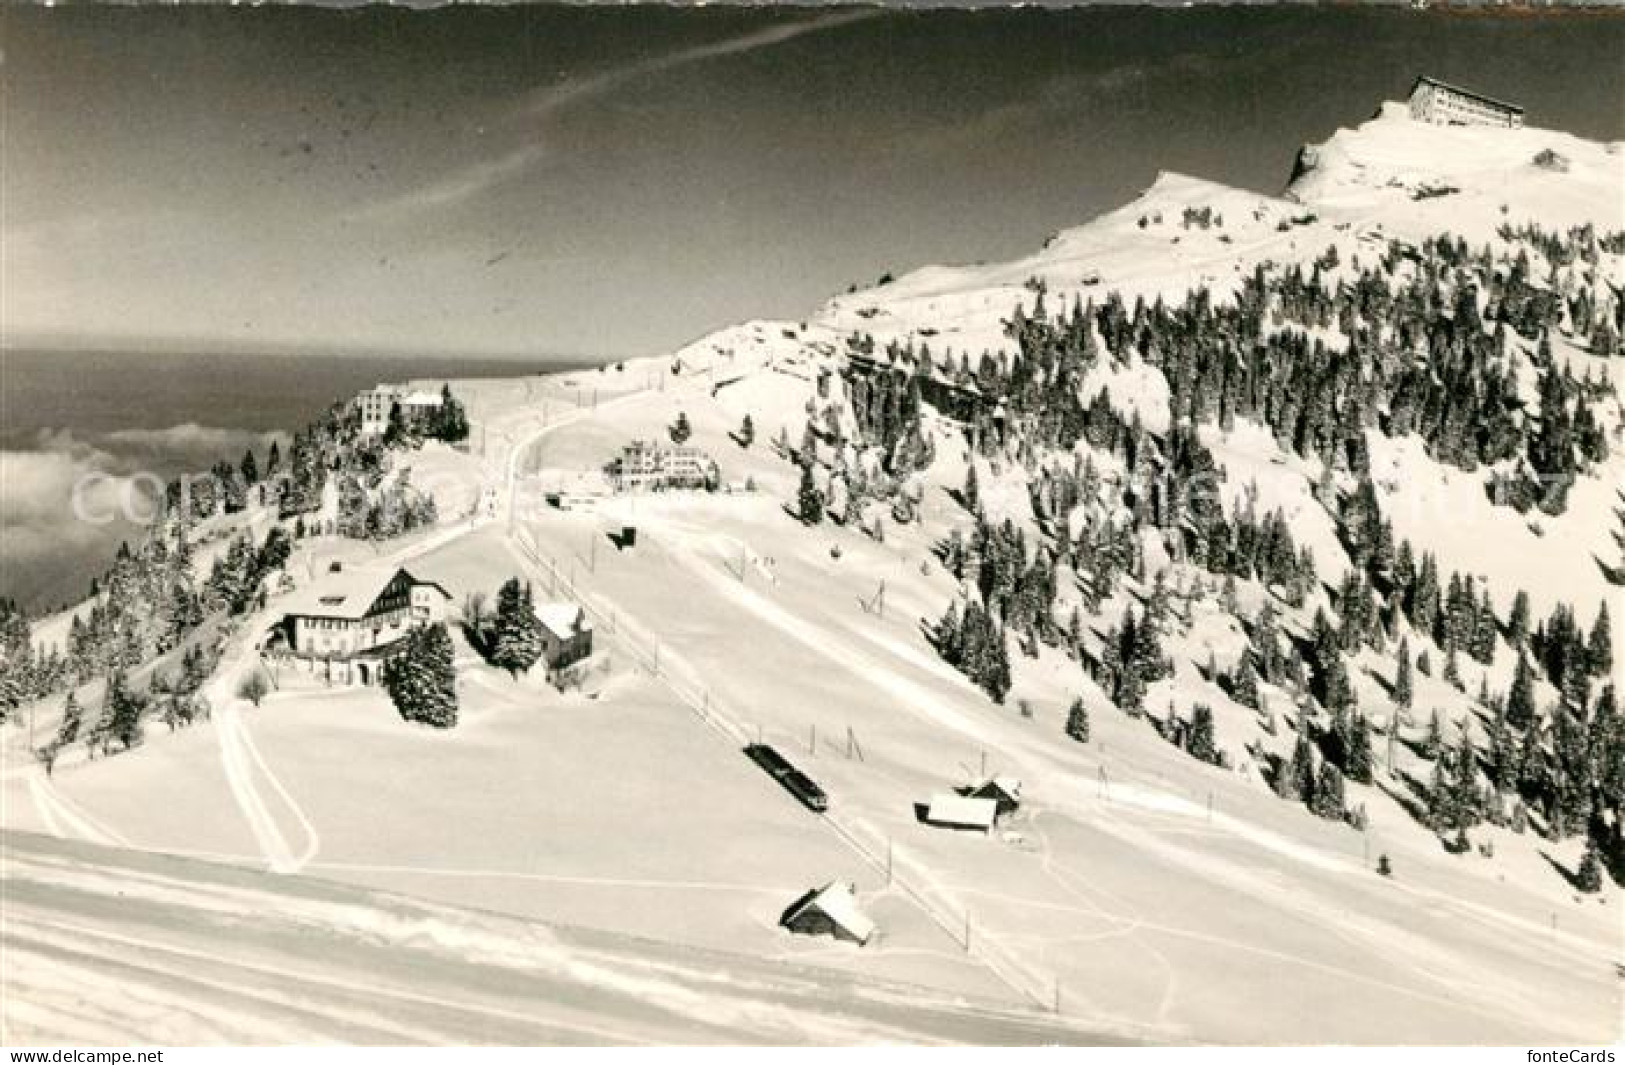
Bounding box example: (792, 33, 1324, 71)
(1289, 103, 1625, 240)
(0, 830, 1110, 1046)
(498, 379, 1620, 1045)
(678, 102, 1624, 623)
(4, 101, 1622, 1048)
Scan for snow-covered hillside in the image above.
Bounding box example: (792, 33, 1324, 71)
(4, 102, 1621, 1046)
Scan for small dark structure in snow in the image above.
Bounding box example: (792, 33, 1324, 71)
(921, 793, 999, 833)
(960, 775, 1022, 818)
(780, 881, 875, 945)
(744, 743, 828, 812)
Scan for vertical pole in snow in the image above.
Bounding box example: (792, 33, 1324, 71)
(886, 838, 893, 885)
(1207, 792, 1213, 823)
(980, 749, 987, 779)
(963, 909, 971, 953)
(1054, 980, 1061, 1015)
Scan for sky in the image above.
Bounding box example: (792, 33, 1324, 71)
(3, 3, 1623, 362)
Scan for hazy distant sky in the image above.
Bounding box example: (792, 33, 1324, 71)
(3, 4, 1622, 361)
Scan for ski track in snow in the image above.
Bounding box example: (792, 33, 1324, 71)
(22, 770, 131, 850)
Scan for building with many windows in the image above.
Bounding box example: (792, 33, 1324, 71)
(605, 440, 717, 492)
(1408, 77, 1523, 129)
(354, 386, 445, 437)
(274, 564, 451, 685)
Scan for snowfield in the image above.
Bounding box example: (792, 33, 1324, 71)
(3, 102, 1622, 1045)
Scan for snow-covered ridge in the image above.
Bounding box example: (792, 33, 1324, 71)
(1287, 101, 1623, 235)
(811, 101, 1620, 357)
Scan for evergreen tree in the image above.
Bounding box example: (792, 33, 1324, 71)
(383, 623, 458, 728)
(1065, 696, 1090, 743)
(1394, 638, 1414, 709)
(1188, 703, 1219, 765)
(1575, 838, 1604, 893)
(1311, 761, 1346, 820)
(670, 411, 692, 445)
(1508, 652, 1537, 729)
(1587, 602, 1612, 677)
(963, 460, 981, 513)
(985, 625, 1012, 704)
(1284, 730, 1316, 803)
(432, 384, 471, 443)
(383, 401, 411, 448)
(1507, 589, 1531, 648)
(797, 465, 824, 525)
(489, 578, 543, 677)
(54, 692, 84, 747)
(1230, 655, 1261, 709)
(1347, 713, 1375, 784)
(240, 448, 259, 486)
(1449, 729, 1481, 830)
(257, 526, 293, 576)
(1423, 708, 1444, 759)
(738, 414, 755, 448)
(101, 670, 145, 752)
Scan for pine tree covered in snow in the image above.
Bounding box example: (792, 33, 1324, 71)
(384, 623, 458, 729)
(797, 465, 824, 525)
(489, 578, 543, 677)
(1065, 697, 1090, 743)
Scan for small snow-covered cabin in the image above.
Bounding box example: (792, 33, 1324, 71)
(961, 775, 1022, 818)
(1407, 77, 1523, 130)
(922, 793, 999, 833)
(535, 602, 593, 671)
(779, 881, 875, 945)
